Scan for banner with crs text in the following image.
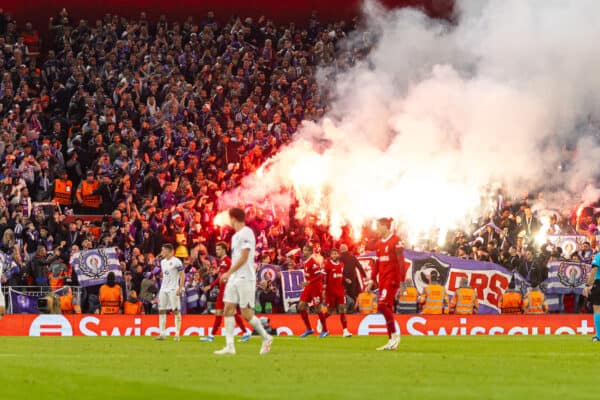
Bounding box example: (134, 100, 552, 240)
(0, 314, 595, 337)
(359, 250, 530, 314)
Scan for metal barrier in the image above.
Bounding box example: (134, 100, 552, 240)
(1, 286, 83, 314)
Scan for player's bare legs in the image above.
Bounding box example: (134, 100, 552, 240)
(154, 307, 182, 341)
(201, 308, 224, 342)
(154, 309, 168, 340)
(319, 304, 351, 338)
(214, 302, 238, 354)
(316, 303, 329, 338)
(215, 302, 272, 355)
(376, 301, 400, 350)
(239, 305, 272, 354)
(336, 303, 351, 337)
(202, 307, 249, 342)
(173, 310, 181, 341)
(298, 300, 314, 337)
(235, 306, 251, 342)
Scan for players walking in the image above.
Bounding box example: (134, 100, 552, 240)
(297, 244, 327, 337)
(200, 241, 251, 343)
(214, 207, 273, 355)
(319, 248, 352, 338)
(367, 218, 403, 350)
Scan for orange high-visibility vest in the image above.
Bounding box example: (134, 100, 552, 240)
(60, 294, 74, 314)
(60, 293, 81, 314)
(49, 275, 65, 291)
(420, 284, 447, 315)
(53, 179, 73, 205)
(500, 291, 523, 314)
(358, 292, 377, 314)
(123, 300, 143, 315)
(451, 287, 478, 315)
(524, 290, 547, 315)
(397, 286, 418, 313)
(99, 284, 122, 314)
(78, 180, 101, 208)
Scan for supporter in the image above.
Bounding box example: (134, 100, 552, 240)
(139, 271, 158, 315)
(256, 278, 280, 313)
(123, 289, 143, 314)
(518, 249, 548, 287)
(30, 245, 59, 287)
(120, 270, 134, 301)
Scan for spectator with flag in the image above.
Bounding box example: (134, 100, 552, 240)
(30, 245, 59, 288)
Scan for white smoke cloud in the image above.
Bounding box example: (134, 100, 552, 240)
(220, 0, 600, 241)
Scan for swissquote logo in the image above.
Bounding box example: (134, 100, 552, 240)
(357, 314, 401, 336)
(29, 315, 73, 336)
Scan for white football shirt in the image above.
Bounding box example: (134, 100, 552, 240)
(230, 226, 256, 282)
(160, 256, 183, 292)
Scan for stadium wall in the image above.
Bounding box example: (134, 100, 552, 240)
(3, 0, 453, 41)
(0, 314, 594, 336)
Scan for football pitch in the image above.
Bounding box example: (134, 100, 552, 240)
(0, 335, 595, 400)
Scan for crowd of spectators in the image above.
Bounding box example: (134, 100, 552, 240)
(0, 9, 596, 315)
(0, 8, 366, 313)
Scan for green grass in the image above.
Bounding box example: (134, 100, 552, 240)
(0, 335, 596, 400)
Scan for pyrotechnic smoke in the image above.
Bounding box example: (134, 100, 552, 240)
(220, 0, 600, 242)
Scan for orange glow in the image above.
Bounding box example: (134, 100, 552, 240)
(213, 211, 230, 227)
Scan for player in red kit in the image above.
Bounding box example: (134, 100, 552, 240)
(200, 242, 250, 342)
(367, 218, 403, 350)
(298, 244, 327, 337)
(319, 248, 352, 338)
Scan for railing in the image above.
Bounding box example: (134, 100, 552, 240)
(1, 285, 83, 314)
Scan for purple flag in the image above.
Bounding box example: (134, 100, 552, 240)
(10, 289, 39, 314)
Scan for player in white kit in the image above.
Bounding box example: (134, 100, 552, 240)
(154, 243, 185, 341)
(214, 207, 273, 355)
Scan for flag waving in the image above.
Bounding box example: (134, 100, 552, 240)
(10, 288, 40, 314)
(71, 247, 122, 287)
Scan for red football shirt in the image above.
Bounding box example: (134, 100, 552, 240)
(303, 255, 324, 286)
(324, 259, 345, 295)
(209, 256, 231, 290)
(372, 233, 404, 287)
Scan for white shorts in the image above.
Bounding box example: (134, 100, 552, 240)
(158, 291, 181, 311)
(0, 290, 5, 309)
(223, 278, 256, 309)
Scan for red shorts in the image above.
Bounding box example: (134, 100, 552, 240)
(378, 283, 399, 308)
(326, 291, 346, 308)
(300, 284, 323, 306)
(215, 282, 227, 310)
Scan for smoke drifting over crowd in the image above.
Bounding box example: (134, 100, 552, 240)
(221, 0, 600, 242)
